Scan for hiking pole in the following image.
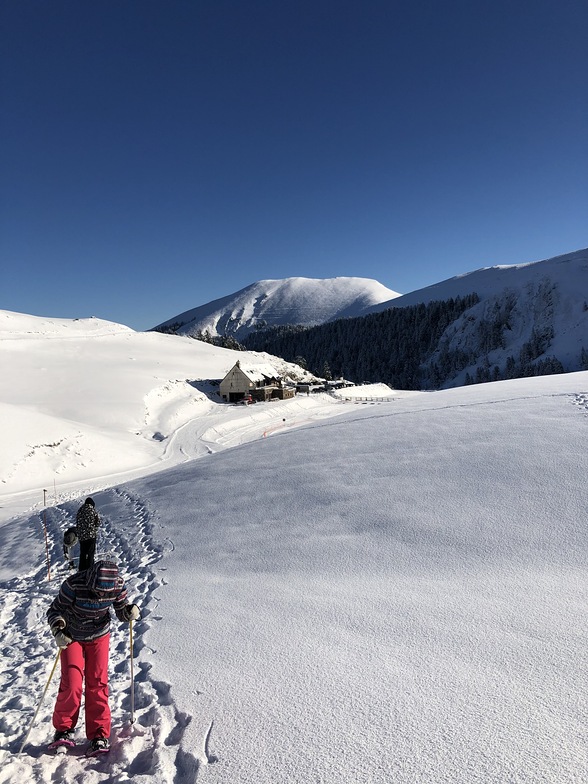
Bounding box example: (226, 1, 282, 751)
(129, 619, 135, 724)
(42, 489, 51, 581)
(18, 648, 61, 754)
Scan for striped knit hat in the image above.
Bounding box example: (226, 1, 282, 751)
(88, 560, 120, 595)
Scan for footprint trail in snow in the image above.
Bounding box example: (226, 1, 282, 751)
(0, 487, 205, 784)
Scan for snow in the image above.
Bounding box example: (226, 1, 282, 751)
(369, 247, 588, 312)
(367, 247, 588, 382)
(231, 362, 281, 383)
(1, 310, 587, 783)
(154, 276, 401, 339)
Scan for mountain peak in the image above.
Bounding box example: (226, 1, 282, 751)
(153, 276, 400, 340)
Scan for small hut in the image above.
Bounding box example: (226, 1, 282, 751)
(219, 361, 282, 403)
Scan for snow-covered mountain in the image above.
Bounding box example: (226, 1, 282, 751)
(152, 277, 400, 340)
(370, 247, 588, 312)
(239, 248, 588, 388)
(367, 247, 588, 377)
(152, 249, 588, 389)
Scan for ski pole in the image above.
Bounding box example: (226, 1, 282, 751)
(129, 619, 135, 724)
(18, 648, 61, 754)
(42, 490, 51, 581)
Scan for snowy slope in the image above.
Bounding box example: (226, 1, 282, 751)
(1, 309, 588, 783)
(0, 368, 587, 783)
(153, 277, 400, 340)
(368, 247, 588, 311)
(370, 248, 588, 371)
(0, 309, 335, 510)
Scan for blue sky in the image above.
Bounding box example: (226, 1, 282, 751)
(1, 1, 586, 331)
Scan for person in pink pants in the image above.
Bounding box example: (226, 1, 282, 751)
(53, 634, 111, 740)
(47, 559, 140, 756)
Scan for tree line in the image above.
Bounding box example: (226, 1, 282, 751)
(156, 292, 588, 390)
(243, 295, 481, 389)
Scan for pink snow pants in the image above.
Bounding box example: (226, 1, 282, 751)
(52, 633, 111, 739)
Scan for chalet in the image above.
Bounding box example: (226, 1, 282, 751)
(219, 361, 295, 403)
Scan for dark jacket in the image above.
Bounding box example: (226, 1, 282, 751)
(47, 560, 131, 642)
(76, 502, 100, 541)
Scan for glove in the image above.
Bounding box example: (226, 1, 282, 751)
(51, 620, 73, 648)
(123, 603, 140, 622)
(54, 630, 73, 648)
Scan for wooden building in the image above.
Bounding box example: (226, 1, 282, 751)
(220, 361, 284, 403)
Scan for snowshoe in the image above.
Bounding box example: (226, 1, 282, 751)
(86, 736, 110, 756)
(48, 730, 75, 752)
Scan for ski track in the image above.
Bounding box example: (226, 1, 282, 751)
(0, 487, 207, 784)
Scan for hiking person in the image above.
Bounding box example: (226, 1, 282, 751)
(76, 497, 101, 570)
(62, 527, 78, 569)
(46, 559, 140, 756)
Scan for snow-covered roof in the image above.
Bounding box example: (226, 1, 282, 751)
(233, 362, 280, 383)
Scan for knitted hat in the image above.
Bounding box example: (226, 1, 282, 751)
(88, 560, 120, 595)
(63, 527, 78, 546)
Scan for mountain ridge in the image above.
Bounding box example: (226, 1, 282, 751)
(152, 276, 400, 340)
(240, 248, 588, 388)
(365, 247, 588, 313)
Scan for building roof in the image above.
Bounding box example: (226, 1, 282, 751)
(229, 362, 280, 383)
